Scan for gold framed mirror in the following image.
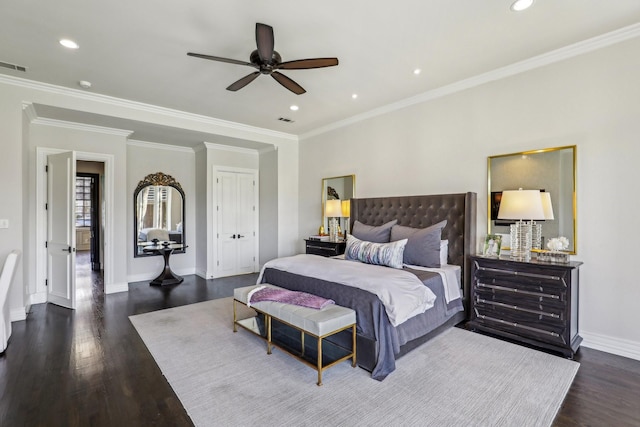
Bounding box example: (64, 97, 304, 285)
(134, 172, 185, 257)
(321, 174, 355, 235)
(488, 146, 576, 254)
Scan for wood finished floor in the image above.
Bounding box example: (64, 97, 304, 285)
(1, 254, 639, 426)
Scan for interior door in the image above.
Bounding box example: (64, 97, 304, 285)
(216, 171, 256, 277)
(46, 151, 76, 309)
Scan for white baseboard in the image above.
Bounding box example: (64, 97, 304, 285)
(581, 330, 640, 362)
(195, 269, 208, 279)
(10, 307, 26, 322)
(30, 291, 47, 305)
(105, 281, 129, 294)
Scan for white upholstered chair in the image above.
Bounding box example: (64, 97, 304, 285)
(1, 250, 20, 353)
(146, 228, 170, 242)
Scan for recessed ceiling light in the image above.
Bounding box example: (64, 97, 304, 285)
(351, 94, 358, 100)
(413, 68, 421, 75)
(289, 105, 299, 111)
(511, 0, 534, 12)
(59, 39, 79, 49)
(78, 80, 92, 89)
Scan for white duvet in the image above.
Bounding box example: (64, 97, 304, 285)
(257, 254, 436, 327)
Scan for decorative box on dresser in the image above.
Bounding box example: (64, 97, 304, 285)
(468, 255, 583, 358)
(304, 239, 346, 257)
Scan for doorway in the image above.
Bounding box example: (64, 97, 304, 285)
(36, 147, 115, 309)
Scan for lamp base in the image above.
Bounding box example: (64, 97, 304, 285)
(510, 221, 532, 261)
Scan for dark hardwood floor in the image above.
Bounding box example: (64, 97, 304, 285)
(1, 252, 639, 426)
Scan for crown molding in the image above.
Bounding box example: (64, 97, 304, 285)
(0, 73, 297, 143)
(300, 23, 640, 140)
(203, 142, 259, 155)
(29, 116, 133, 137)
(127, 139, 195, 153)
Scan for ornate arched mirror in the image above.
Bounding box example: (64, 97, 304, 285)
(134, 172, 185, 257)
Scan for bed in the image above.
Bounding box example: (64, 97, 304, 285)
(259, 192, 477, 380)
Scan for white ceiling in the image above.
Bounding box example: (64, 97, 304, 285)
(2, 1, 639, 146)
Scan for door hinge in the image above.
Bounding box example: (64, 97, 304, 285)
(253, 206, 255, 211)
(217, 178, 219, 183)
(45, 165, 48, 173)
(45, 241, 48, 248)
(217, 233, 219, 239)
(217, 260, 219, 266)
(217, 205, 219, 211)
(45, 203, 48, 210)
(45, 279, 48, 287)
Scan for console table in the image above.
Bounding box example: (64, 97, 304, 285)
(142, 243, 187, 286)
(468, 255, 582, 358)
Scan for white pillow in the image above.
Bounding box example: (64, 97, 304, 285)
(440, 240, 449, 265)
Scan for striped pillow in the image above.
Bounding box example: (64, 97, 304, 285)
(345, 234, 408, 269)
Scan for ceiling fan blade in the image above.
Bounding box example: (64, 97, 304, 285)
(256, 23, 274, 63)
(187, 52, 257, 68)
(271, 71, 306, 95)
(278, 58, 339, 70)
(226, 72, 260, 91)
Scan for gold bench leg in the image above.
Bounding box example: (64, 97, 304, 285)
(267, 315, 272, 355)
(352, 324, 357, 367)
(317, 336, 323, 386)
(233, 300, 238, 332)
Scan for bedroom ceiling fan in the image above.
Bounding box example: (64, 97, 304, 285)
(187, 23, 338, 95)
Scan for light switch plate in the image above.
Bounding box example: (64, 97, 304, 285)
(0, 219, 9, 229)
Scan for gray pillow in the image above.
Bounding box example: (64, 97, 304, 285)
(390, 220, 447, 267)
(352, 219, 398, 243)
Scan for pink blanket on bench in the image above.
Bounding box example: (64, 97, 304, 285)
(249, 287, 335, 310)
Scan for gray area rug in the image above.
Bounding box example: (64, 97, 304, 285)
(130, 298, 579, 427)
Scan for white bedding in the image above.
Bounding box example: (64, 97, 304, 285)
(257, 254, 436, 327)
(404, 263, 461, 303)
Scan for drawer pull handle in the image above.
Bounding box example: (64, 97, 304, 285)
(478, 266, 560, 281)
(477, 283, 560, 300)
(478, 315, 560, 337)
(476, 298, 560, 318)
(307, 245, 335, 251)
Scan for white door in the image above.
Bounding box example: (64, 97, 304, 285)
(217, 171, 257, 277)
(46, 151, 76, 309)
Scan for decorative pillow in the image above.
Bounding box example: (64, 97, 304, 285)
(345, 234, 407, 269)
(440, 240, 449, 265)
(351, 219, 398, 243)
(389, 220, 447, 268)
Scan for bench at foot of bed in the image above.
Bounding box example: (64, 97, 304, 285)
(233, 284, 357, 386)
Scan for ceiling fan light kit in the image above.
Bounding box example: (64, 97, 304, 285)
(188, 23, 338, 95)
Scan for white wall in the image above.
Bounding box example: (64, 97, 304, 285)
(299, 37, 640, 359)
(127, 142, 196, 282)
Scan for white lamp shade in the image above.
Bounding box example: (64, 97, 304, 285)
(540, 192, 555, 220)
(325, 199, 342, 217)
(497, 189, 545, 220)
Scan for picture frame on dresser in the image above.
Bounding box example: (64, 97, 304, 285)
(482, 234, 502, 257)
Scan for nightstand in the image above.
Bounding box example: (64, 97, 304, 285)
(468, 255, 582, 358)
(304, 239, 346, 257)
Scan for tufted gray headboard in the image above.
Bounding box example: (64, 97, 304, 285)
(350, 192, 477, 316)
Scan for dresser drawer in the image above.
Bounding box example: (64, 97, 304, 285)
(472, 310, 568, 347)
(475, 265, 568, 293)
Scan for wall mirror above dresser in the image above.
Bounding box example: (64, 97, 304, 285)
(321, 174, 355, 235)
(134, 172, 185, 257)
(488, 145, 577, 254)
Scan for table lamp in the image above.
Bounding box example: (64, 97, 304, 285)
(341, 200, 351, 237)
(325, 199, 342, 241)
(497, 189, 545, 260)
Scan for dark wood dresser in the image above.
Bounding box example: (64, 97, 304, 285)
(468, 255, 583, 358)
(304, 239, 346, 257)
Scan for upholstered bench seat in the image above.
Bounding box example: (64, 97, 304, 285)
(233, 284, 356, 385)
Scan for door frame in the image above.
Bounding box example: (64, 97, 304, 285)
(34, 147, 114, 305)
(210, 166, 259, 278)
